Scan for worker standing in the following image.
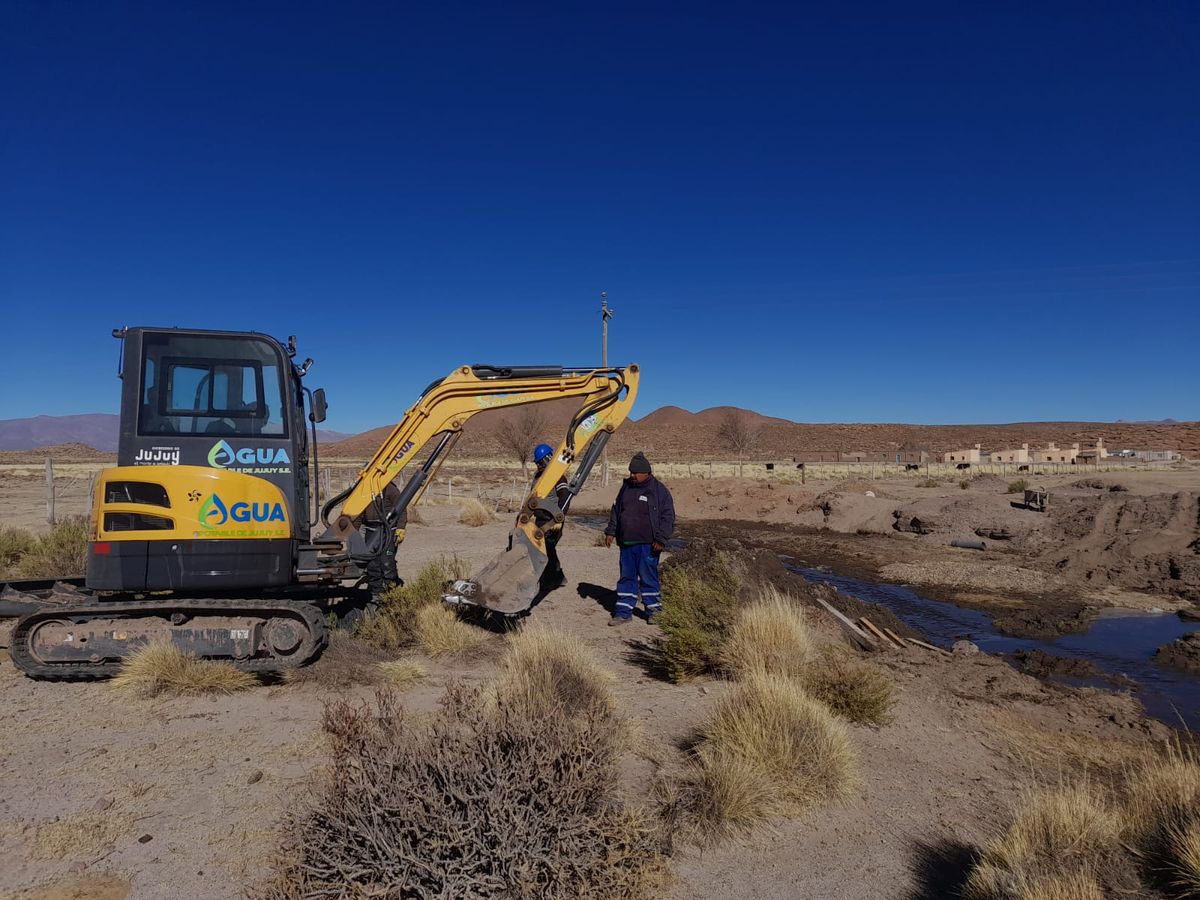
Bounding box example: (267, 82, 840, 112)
(603, 452, 675, 625)
(532, 442, 571, 592)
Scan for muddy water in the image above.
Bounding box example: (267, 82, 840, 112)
(790, 565, 1199, 730)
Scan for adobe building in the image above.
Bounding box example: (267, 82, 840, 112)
(1031, 442, 1080, 464)
(992, 443, 1031, 464)
(943, 444, 982, 464)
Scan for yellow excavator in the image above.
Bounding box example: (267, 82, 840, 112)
(6, 326, 639, 680)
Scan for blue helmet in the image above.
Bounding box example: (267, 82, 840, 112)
(533, 443, 554, 464)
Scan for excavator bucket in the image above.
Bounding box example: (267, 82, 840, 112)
(444, 528, 548, 615)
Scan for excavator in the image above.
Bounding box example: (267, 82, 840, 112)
(4, 326, 639, 680)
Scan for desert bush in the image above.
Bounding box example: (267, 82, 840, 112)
(959, 479, 970, 490)
(376, 659, 427, 687)
(261, 683, 664, 899)
(918, 477, 941, 488)
(458, 497, 495, 526)
(112, 643, 256, 697)
(1073, 478, 1105, 490)
(0, 526, 36, 573)
(720, 585, 812, 679)
(1108, 483, 1128, 492)
(963, 783, 1129, 900)
(801, 645, 896, 725)
(656, 547, 743, 681)
(17, 517, 89, 578)
(1008, 478, 1030, 494)
(1119, 748, 1200, 892)
(357, 556, 468, 651)
(497, 622, 616, 720)
(413, 603, 486, 656)
(282, 632, 395, 688)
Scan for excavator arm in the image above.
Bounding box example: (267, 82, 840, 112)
(318, 363, 640, 613)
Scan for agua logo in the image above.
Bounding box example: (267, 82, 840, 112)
(198, 494, 286, 529)
(208, 440, 291, 469)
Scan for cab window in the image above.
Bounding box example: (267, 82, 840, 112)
(138, 334, 288, 437)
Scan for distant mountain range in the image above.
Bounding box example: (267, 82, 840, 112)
(0, 414, 350, 452)
(2, 409, 1195, 459)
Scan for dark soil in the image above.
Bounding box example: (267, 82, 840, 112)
(1010, 649, 1103, 680)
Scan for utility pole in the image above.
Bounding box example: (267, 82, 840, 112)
(600, 291, 613, 486)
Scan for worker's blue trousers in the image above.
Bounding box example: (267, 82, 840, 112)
(616, 543, 662, 619)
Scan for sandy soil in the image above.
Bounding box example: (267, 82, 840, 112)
(0, 504, 1175, 900)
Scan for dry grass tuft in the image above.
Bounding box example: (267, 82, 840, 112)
(260, 684, 665, 898)
(702, 671, 856, 810)
(357, 556, 468, 652)
(457, 497, 495, 526)
(720, 585, 812, 679)
(413, 603, 487, 656)
(32, 807, 135, 859)
(1169, 820, 1200, 896)
(668, 747, 777, 842)
(497, 622, 616, 720)
(16, 517, 89, 578)
(963, 783, 1126, 900)
(801, 645, 896, 725)
(112, 642, 256, 697)
(0, 526, 36, 574)
(1119, 747, 1200, 890)
(376, 659, 427, 687)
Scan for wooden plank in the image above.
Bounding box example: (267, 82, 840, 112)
(858, 616, 901, 648)
(907, 637, 951, 656)
(882, 627, 909, 647)
(812, 593, 877, 649)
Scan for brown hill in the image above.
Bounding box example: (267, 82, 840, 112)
(325, 405, 1200, 461)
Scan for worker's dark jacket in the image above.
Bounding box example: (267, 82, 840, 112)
(604, 476, 676, 546)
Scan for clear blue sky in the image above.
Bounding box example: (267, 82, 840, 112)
(2, 2, 1197, 432)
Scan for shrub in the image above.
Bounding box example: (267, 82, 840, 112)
(112, 643, 257, 697)
(457, 497, 495, 526)
(1008, 479, 1030, 494)
(413, 604, 486, 656)
(0, 526, 36, 573)
(357, 556, 468, 651)
(959, 479, 970, 490)
(261, 683, 664, 898)
(720, 586, 812, 679)
(802, 645, 896, 725)
(668, 746, 777, 842)
(963, 783, 1128, 900)
(17, 517, 89, 578)
(656, 547, 742, 681)
(282, 633, 395, 688)
(918, 477, 941, 488)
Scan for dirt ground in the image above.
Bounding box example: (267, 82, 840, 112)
(0, 500, 1179, 900)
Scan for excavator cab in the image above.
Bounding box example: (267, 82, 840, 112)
(89, 327, 324, 592)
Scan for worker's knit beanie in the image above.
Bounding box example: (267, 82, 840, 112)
(629, 452, 652, 474)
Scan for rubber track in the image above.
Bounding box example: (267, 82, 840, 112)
(10, 598, 328, 681)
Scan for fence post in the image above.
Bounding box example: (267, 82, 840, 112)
(46, 458, 56, 526)
(448, 478, 453, 503)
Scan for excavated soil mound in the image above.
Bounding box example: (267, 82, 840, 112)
(1154, 632, 1200, 674)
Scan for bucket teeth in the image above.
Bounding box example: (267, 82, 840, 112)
(444, 529, 548, 615)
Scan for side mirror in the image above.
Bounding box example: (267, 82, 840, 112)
(309, 388, 328, 424)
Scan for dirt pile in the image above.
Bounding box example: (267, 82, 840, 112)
(1029, 491, 1200, 601)
(1153, 632, 1200, 674)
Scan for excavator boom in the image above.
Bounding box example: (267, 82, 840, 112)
(319, 363, 640, 613)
